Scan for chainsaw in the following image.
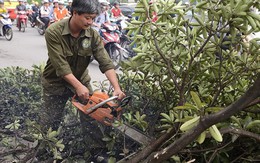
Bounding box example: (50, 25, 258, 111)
(71, 91, 152, 146)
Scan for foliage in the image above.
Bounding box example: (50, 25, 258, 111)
(0, 66, 82, 161)
(0, 0, 260, 162)
(0, 66, 43, 129)
(118, 0, 260, 162)
(0, 65, 138, 162)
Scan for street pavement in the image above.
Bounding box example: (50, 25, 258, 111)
(0, 25, 110, 87)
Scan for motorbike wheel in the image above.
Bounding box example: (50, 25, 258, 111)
(120, 39, 136, 58)
(38, 24, 45, 35)
(106, 44, 122, 69)
(21, 21, 25, 32)
(4, 28, 13, 41)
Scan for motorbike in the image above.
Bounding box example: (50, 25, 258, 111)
(35, 16, 55, 35)
(17, 11, 28, 32)
(0, 13, 13, 41)
(100, 22, 129, 69)
(111, 16, 136, 59)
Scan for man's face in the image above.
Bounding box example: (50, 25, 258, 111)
(73, 12, 97, 30)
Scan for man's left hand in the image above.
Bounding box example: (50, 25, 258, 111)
(113, 89, 126, 100)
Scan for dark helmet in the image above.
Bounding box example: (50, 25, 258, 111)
(113, 1, 119, 6)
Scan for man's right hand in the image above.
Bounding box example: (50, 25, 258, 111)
(62, 73, 90, 101)
(75, 84, 90, 101)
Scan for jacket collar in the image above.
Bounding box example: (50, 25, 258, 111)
(62, 18, 92, 37)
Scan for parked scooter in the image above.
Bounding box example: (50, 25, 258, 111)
(100, 22, 129, 69)
(0, 13, 13, 41)
(17, 11, 27, 32)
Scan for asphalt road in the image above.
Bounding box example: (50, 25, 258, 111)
(0, 25, 109, 87)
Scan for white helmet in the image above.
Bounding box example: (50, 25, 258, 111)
(43, 0, 48, 3)
(68, 0, 72, 2)
(99, 0, 109, 6)
(58, 0, 64, 5)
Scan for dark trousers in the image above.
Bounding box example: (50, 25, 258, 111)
(32, 13, 38, 23)
(40, 17, 50, 29)
(39, 86, 107, 150)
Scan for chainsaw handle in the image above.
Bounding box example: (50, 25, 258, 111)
(86, 96, 119, 114)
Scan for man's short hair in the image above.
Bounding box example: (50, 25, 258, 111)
(71, 0, 101, 15)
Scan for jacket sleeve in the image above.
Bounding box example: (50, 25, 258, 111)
(45, 28, 72, 77)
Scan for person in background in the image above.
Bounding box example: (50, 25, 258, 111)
(66, 0, 72, 15)
(15, 0, 27, 27)
(39, 0, 51, 28)
(53, 0, 69, 21)
(0, 0, 7, 20)
(31, 1, 39, 24)
(110, 1, 124, 19)
(47, 0, 57, 20)
(24, 0, 31, 11)
(92, 0, 110, 33)
(39, 0, 125, 161)
(15, 0, 26, 12)
(52, 0, 59, 9)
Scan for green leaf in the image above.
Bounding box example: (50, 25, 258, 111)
(160, 113, 172, 122)
(174, 103, 198, 110)
(190, 91, 203, 109)
(108, 157, 116, 163)
(246, 120, 260, 130)
(197, 131, 206, 144)
(209, 125, 223, 142)
(48, 131, 58, 139)
(180, 116, 200, 131)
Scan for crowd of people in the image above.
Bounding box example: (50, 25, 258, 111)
(0, 0, 125, 34)
(15, 0, 72, 28)
(0, 0, 7, 19)
(92, 0, 125, 34)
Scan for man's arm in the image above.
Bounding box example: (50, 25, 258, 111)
(110, 8, 115, 18)
(105, 11, 110, 23)
(53, 9, 58, 21)
(119, 9, 124, 17)
(44, 26, 89, 100)
(104, 69, 125, 99)
(62, 73, 90, 100)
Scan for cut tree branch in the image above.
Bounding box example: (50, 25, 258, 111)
(220, 127, 260, 142)
(143, 74, 260, 163)
(120, 123, 180, 163)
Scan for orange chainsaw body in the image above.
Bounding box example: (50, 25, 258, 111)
(72, 91, 122, 126)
